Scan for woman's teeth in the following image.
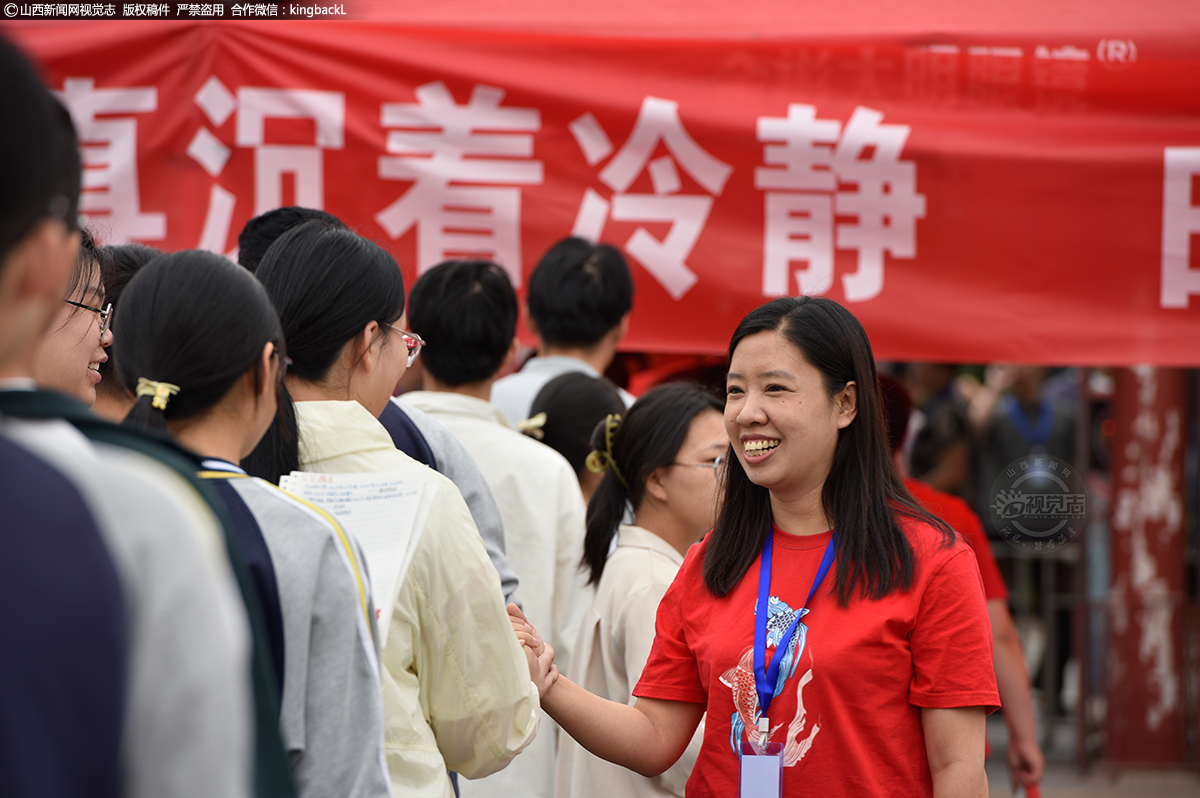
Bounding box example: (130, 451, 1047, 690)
(743, 439, 780, 455)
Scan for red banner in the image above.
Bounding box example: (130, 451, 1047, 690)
(6, 11, 1200, 364)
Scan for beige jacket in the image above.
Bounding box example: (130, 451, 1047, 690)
(555, 525, 703, 798)
(295, 400, 539, 798)
(402, 391, 589, 798)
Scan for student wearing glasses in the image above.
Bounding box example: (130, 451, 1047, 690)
(116, 249, 391, 798)
(246, 221, 551, 798)
(32, 228, 112, 406)
(556, 383, 722, 798)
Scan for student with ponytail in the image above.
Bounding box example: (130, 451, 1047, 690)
(516, 297, 999, 798)
(249, 221, 549, 798)
(557, 383, 723, 798)
(116, 249, 391, 798)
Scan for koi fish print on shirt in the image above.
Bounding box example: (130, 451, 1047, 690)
(719, 595, 821, 766)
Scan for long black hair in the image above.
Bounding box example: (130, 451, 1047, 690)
(242, 221, 405, 483)
(583, 382, 723, 585)
(704, 296, 952, 604)
(115, 250, 283, 433)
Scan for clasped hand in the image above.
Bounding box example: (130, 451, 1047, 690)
(507, 603, 560, 698)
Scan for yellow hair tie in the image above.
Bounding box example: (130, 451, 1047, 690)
(135, 378, 180, 411)
(584, 414, 627, 488)
(516, 412, 547, 440)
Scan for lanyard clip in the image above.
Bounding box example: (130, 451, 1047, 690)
(757, 716, 769, 734)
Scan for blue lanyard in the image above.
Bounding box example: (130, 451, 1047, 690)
(753, 528, 837, 720)
(1003, 393, 1054, 450)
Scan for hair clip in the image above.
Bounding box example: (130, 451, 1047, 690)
(516, 411, 547, 440)
(135, 378, 180, 411)
(584, 413, 628, 488)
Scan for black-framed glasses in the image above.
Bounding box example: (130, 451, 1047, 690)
(64, 299, 112, 338)
(388, 324, 425, 367)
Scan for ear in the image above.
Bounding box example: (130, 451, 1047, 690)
(525, 313, 540, 341)
(355, 320, 382, 375)
(643, 465, 670, 504)
(500, 336, 521, 373)
(254, 342, 274, 400)
(835, 381, 858, 429)
(615, 312, 630, 341)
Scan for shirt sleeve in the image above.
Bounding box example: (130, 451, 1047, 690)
(407, 481, 540, 779)
(954, 507, 1009, 602)
(631, 550, 707, 705)
(289, 535, 391, 798)
(908, 545, 1001, 713)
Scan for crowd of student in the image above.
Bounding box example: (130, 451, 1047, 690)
(3, 35, 1039, 798)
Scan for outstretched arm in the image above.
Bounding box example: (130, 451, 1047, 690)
(508, 604, 704, 777)
(543, 679, 705, 778)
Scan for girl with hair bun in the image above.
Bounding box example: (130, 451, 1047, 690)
(557, 383, 723, 798)
(116, 249, 391, 798)
(516, 297, 999, 798)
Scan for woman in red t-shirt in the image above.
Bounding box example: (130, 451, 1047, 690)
(513, 296, 999, 798)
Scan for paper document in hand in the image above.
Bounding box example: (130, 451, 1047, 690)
(279, 469, 429, 638)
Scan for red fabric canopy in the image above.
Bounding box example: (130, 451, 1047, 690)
(6, 4, 1199, 363)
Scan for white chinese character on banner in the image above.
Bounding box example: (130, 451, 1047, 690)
(1161, 147, 1200, 309)
(58, 77, 166, 243)
(186, 76, 345, 255)
(755, 104, 925, 302)
(374, 81, 542, 287)
(569, 97, 732, 300)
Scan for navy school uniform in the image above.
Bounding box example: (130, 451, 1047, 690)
(0, 434, 126, 798)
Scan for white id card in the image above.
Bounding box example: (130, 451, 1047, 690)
(739, 740, 783, 798)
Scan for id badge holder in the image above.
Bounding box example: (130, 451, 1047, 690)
(739, 720, 783, 798)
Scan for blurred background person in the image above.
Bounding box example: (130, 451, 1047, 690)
(880, 374, 1044, 790)
(556, 383, 722, 798)
(902, 362, 975, 509)
(403, 258, 588, 798)
(963, 364, 1076, 519)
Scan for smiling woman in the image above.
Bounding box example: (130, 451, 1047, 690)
(32, 230, 113, 406)
(521, 296, 1002, 798)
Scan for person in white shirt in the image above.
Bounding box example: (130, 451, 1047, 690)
(403, 260, 590, 798)
(490, 237, 635, 425)
(554, 383, 724, 798)
(246, 221, 553, 798)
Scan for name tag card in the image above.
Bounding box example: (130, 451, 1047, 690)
(739, 740, 783, 798)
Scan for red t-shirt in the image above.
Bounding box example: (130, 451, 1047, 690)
(905, 478, 1008, 601)
(633, 519, 999, 798)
